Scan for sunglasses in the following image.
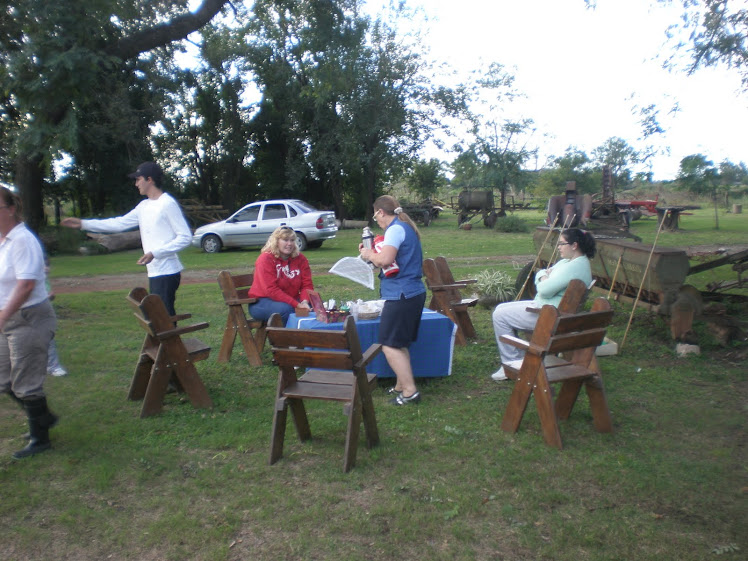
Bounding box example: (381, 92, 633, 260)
(280, 226, 293, 231)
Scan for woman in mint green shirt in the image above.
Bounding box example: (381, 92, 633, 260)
(490, 229, 596, 381)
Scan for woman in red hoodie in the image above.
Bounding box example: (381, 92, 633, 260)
(248, 226, 314, 325)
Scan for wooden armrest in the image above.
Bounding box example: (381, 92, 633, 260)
(156, 321, 210, 339)
(171, 313, 192, 322)
(499, 336, 545, 357)
(525, 307, 541, 314)
(356, 343, 382, 368)
(225, 297, 257, 306)
(499, 334, 529, 351)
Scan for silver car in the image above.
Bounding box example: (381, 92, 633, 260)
(191, 199, 338, 253)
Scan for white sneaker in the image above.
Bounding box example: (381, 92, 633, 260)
(491, 368, 507, 381)
(491, 360, 523, 381)
(49, 367, 68, 377)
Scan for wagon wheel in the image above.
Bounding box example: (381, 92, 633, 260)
(484, 210, 497, 229)
(514, 261, 538, 300)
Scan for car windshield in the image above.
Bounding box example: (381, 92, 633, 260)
(292, 200, 317, 213)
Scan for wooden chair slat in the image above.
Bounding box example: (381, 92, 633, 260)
(272, 350, 355, 370)
(266, 314, 380, 472)
(553, 310, 615, 334)
(281, 381, 354, 401)
(302, 370, 378, 393)
(546, 329, 609, 354)
(265, 327, 349, 349)
(545, 365, 597, 384)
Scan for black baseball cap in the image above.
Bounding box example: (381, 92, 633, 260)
(128, 161, 163, 181)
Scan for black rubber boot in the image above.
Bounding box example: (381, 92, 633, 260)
(13, 397, 56, 459)
(10, 392, 58, 440)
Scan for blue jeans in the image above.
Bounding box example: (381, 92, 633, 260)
(149, 273, 181, 317)
(248, 298, 294, 326)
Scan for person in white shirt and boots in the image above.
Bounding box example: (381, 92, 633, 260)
(0, 186, 59, 459)
(62, 162, 192, 316)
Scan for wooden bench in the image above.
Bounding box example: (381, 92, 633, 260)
(126, 288, 212, 418)
(217, 270, 267, 366)
(265, 314, 381, 472)
(423, 256, 477, 345)
(500, 297, 614, 449)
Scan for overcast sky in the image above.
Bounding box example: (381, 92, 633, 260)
(369, 0, 748, 180)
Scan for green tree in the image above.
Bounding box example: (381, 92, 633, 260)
(0, 0, 230, 230)
(591, 137, 639, 190)
(677, 153, 720, 228)
(452, 63, 536, 213)
(152, 20, 255, 212)
(405, 159, 448, 200)
(244, 0, 459, 220)
(718, 159, 748, 186)
(530, 147, 598, 199)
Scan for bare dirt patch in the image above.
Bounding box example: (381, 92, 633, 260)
(50, 255, 533, 295)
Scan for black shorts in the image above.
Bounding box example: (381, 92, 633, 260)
(378, 292, 427, 348)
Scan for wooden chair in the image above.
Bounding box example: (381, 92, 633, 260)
(423, 257, 478, 345)
(500, 297, 614, 449)
(508, 279, 596, 382)
(265, 314, 381, 472)
(217, 270, 267, 366)
(126, 287, 212, 418)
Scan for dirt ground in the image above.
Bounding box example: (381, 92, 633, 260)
(50, 269, 224, 295)
(49, 254, 535, 295)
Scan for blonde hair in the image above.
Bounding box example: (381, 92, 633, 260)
(262, 226, 300, 258)
(374, 195, 421, 240)
(0, 186, 22, 222)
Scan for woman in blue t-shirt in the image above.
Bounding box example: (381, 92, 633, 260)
(359, 196, 426, 406)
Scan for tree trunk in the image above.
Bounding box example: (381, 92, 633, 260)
(15, 153, 46, 232)
(713, 191, 719, 230)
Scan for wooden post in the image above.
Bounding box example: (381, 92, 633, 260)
(620, 211, 668, 351)
(607, 253, 624, 300)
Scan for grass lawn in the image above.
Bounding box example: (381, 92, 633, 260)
(2, 208, 746, 560)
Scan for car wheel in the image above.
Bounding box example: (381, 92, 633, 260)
(294, 233, 307, 252)
(307, 240, 323, 249)
(201, 234, 223, 253)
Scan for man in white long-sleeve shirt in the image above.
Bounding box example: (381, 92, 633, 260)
(62, 162, 191, 315)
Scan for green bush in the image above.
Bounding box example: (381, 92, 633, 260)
(493, 214, 530, 233)
(474, 269, 516, 303)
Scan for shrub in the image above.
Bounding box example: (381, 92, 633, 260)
(474, 269, 515, 307)
(493, 214, 530, 233)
